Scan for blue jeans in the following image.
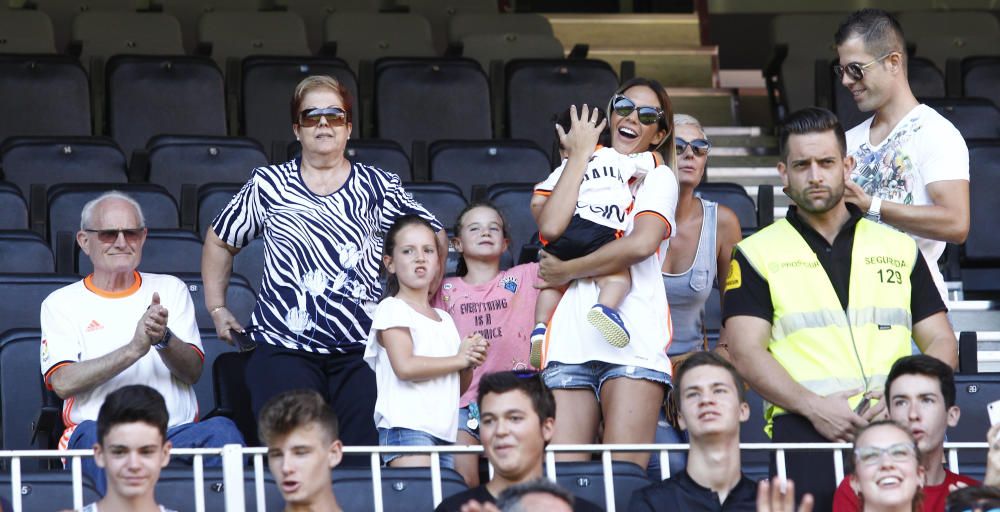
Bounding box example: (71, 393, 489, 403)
(69, 417, 244, 495)
(377, 427, 454, 469)
(541, 360, 671, 396)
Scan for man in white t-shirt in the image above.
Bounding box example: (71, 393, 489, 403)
(40, 191, 243, 494)
(834, 8, 970, 301)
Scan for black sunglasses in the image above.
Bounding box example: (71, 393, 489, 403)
(610, 95, 663, 125)
(298, 107, 348, 128)
(84, 228, 145, 244)
(675, 137, 711, 156)
(832, 52, 896, 82)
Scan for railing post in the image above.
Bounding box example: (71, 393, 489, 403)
(221, 444, 246, 511)
(833, 449, 844, 485)
(72, 455, 84, 509)
(254, 454, 266, 512)
(193, 454, 205, 512)
(11, 456, 21, 512)
(545, 451, 557, 482)
(659, 450, 669, 480)
(601, 450, 616, 512)
(948, 448, 960, 474)
(431, 451, 443, 506)
(371, 452, 384, 512)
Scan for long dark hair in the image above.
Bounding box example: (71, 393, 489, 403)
(380, 215, 437, 299)
(453, 202, 511, 278)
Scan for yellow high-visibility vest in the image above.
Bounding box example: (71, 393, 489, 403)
(734, 217, 917, 436)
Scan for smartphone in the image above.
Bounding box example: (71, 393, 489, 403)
(854, 397, 871, 416)
(988, 399, 1000, 426)
(229, 328, 257, 353)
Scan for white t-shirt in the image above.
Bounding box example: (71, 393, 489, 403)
(364, 297, 462, 442)
(540, 165, 679, 374)
(535, 147, 658, 231)
(40, 272, 203, 440)
(847, 104, 969, 300)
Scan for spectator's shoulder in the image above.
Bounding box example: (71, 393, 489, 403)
(42, 279, 86, 305)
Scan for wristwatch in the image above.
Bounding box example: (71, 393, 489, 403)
(154, 328, 173, 351)
(867, 196, 883, 222)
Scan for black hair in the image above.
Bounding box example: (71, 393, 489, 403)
(885, 354, 957, 409)
(477, 371, 556, 423)
(380, 214, 437, 299)
(496, 478, 574, 511)
(552, 105, 612, 160)
(779, 107, 847, 161)
(834, 9, 906, 65)
(258, 389, 339, 445)
(946, 486, 1000, 511)
(96, 385, 168, 446)
(453, 202, 511, 278)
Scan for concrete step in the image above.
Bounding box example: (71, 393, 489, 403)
(543, 13, 702, 49)
(586, 46, 718, 88)
(668, 88, 738, 126)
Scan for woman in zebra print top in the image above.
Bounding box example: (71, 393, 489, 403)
(201, 75, 446, 449)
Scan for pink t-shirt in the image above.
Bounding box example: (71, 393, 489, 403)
(832, 469, 979, 512)
(432, 263, 541, 407)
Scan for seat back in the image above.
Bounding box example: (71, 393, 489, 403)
(402, 0, 496, 53)
(0, 9, 56, 53)
(147, 135, 266, 202)
(0, 56, 90, 143)
(429, 139, 550, 200)
(72, 12, 185, 70)
(964, 141, 1000, 268)
(695, 182, 757, 231)
(375, 58, 491, 156)
(76, 229, 200, 276)
(107, 55, 227, 158)
(486, 183, 536, 259)
(23, 0, 135, 52)
(0, 182, 28, 229)
(198, 11, 310, 72)
(174, 272, 257, 332)
(346, 139, 412, 181)
(505, 59, 618, 160)
(948, 374, 1000, 480)
(553, 460, 649, 511)
(740, 388, 772, 482)
(447, 13, 553, 47)
(0, 472, 100, 510)
(0, 330, 44, 451)
(197, 183, 243, 239)
(461, 33, 564, 72)
(923, 98, 1000, 139)
(403, 182, 468, 233)
(0, 274, 80, 333)
(241, 56, 359, 153)
(333, 467, 469, 511)
(156, 468, 285, 511)
(48, 183, 178, 248)
(232, 240, 266, 295)
(897, 11, 1000, 71)
(962, 56, 1000, 109)
(324, 13, 435, 71)
(283, 0, 382, 53)
(1, 137, 127, 200)
(0, 231, 54, 273)
(769, 14, 845, 113)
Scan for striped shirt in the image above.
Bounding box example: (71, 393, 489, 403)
(212, 158, 441, 355)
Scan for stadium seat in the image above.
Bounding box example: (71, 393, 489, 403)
(0, 137, 126, 203)
(156, 468, 284, 511)
(47, 183, 178, 250)
(232, 240, 265, 295)
(283, 0, 382, 53)
(323, 13, 435, 73)
(948, 373, 1000, 481)
(189, 329, 237, 417)
(241, 56, 359, 155)
(695, 182, 758, 234)
(197, 183, 242, 238)
(505, 59, 619, 160)
(145, 135, 266, 203)
(375, 58, 492, 157)
(0, 9, 56, 53)
(0, 182, 28, 229)
(0, 231, 55, 273)
(76, 229, 201, 276)
(961, 56, 1000, 109)
(0, 472, 100, 510)
(460, 33, 565, 73)
(403, 0, 497, 54)
(829, 56, 945, 131)
(923, 98, 1000, 139)
(0, 274, 80, 334)
(176, 273, 257, 332)
(767, 13, 846, 114)
(198, 11, 310, 75)
(446, 13, 553, 48)
(403, 182, 467, 233)
(740, 388, 772, 483)
(211, 351, 258, 445)
(429, 139, 550, 200)
(553, 461, 650, 511)
(106, 55, 227, 159)
(346, 139, 412, 181)
(333, 467, 469, 511)
(960, 140, 1000, 295)
(486, 183, 536, 262)
(23, 0, 136, 53)
(0, 329, 45, 452)
(896, 11, 1000, 72)
(0, 55, 91, 144)
(71, 11, 185, 72)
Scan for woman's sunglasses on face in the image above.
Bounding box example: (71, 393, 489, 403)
(610, 95, 663, 126)
(298, 107, 348, 128)
(675, 137, 711, 157)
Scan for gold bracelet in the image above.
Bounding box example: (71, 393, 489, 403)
(209, 305, 227, 315)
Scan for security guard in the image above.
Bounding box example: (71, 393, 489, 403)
(722, 107, 957, 512)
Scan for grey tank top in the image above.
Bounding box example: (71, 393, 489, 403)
(662, 199, 718, 356)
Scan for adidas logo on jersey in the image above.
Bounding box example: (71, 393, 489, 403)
(85, 320, 104, 332)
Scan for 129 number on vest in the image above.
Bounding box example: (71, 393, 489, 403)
(878, 268, 902, 284)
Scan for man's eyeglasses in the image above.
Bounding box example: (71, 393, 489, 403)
(609, 95, 663, 126)
(84, 228, 145, 244)
(833, 52, 897, 82)
(853, 442, 916, 466)
(298, 107, 348, 128)
(675, 137, 712, 157)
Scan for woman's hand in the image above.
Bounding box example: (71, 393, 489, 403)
(555, 104, 606, 161)
(534, 251, 574, 288)
(457, 333, 489, 369)
(210, 306, 244, 344)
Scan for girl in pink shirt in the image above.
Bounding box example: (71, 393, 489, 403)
(432, 202, 542, 487)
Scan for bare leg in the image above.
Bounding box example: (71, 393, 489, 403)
(388, 455, 431, 467)
(594, 269, 631, 310)
(550, 389, 602, 462)
(453, 430, 481, 488)
(535, 287, 564, 325)
(599, 377, 664, 469)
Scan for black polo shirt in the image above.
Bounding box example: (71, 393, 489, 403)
(627, 470, 757, 511)
(435, 484, 603, 512)
(722, 204, 945, 326)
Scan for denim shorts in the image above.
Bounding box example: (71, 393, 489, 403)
(542, 360, 671, 397)
(377, 427, 454, 468)
(457, 405, 480, 441)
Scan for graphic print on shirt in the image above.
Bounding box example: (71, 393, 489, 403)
(851, 116, 921, 205)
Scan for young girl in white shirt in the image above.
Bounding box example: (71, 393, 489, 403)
(364, 215, 488, 468)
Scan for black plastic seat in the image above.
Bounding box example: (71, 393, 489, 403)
(0, 55, 90, 144)
(960, 140, 1000, 295)
(47, 183, 178, 249)
(553, 461, 650, 511)
(0, 274, 81, 333)
(695, 182, 758, 232)
(0, 182, 28, 229)
(76, 229, 201, 276)
(947, 374, 1000, 481)
(403, 182, 467, 233)
(197, 183, 243, 239)
(0, 231, 54, 273)
(962, 56, 1000, 109)
(923, 98, 1000, 139)
(346, 139, 412, 182)
(174, 272, 257, 332)
(429, 139, 550, 200)
(0, 471, 100, 509)
(333, 467, 469, 512)
(146, 135, 267, 203)
(156, 468, 284, 511)
(739, 388, 772, 483)
(0, 137, 127, 201)
(486, 183, 536, 261)
(0, 329, 45, 452)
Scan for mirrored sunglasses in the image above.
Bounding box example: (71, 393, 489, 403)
(610, 95, 663, 125)
(832, 52, 895, 81)
(675, 137, 712, 156)
(298, 107, 348, 128)
(85, 228, 145, 244)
